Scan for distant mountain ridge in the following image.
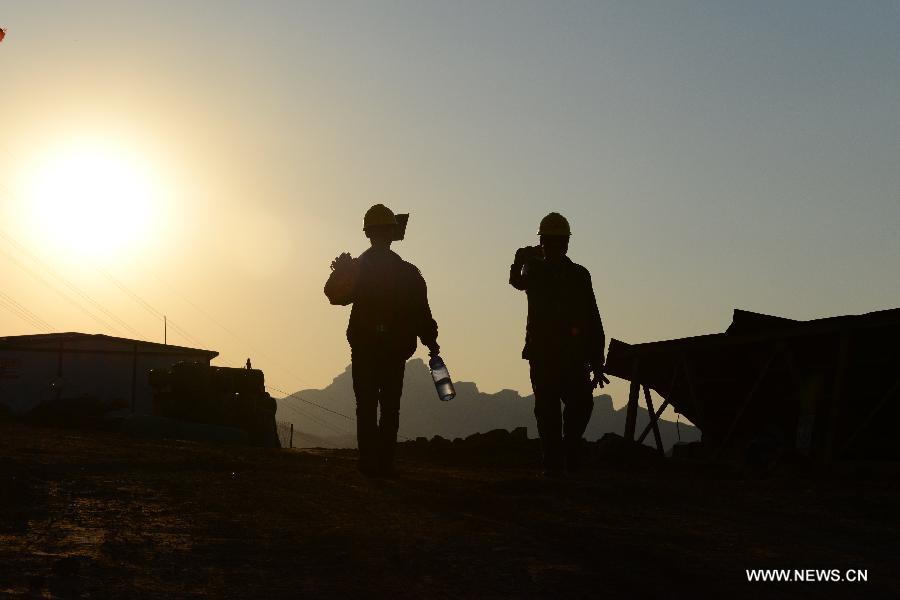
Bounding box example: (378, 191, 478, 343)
(277, 358, 699, 450)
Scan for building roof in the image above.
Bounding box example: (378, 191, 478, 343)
(0, 332, 219, 358)
(606, 307, 900, 363)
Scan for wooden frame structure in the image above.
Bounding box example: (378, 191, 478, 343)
(605, 308, 900, 464)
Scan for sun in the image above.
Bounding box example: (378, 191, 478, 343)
(21, 140, 163, 262)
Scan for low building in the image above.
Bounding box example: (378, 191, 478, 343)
(0, 332, 218, 417)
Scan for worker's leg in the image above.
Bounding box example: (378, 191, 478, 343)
(377, 355, 407, 475)
(561, 362, 594, 471)
(351, 350, 379, 475)
(530, 360, 564, 475)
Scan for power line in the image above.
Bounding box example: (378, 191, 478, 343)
(0, 183, 145, 337)
(269, 385, 355, 421)
(0, 290, 53, 331)
(274, 397, 355, 437)
(0, 241, 125, 335)
(0, 183, 195, 345)
(0, 229, 144, 337)
(0, 292, 53, 332)
(269, 385, 412, 442)
(101, 268, 202, 347)
(268, 385, 357, 437)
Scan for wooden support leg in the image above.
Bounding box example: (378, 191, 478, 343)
(823, 335, 850, 465)
(635, 364, 678, 447)
(839, 375, 900, 456)
(681, 354, 704, 430)
(643, 385, 665, 455)
(638, 398, 670, 445)
(625, 379, 640, 442)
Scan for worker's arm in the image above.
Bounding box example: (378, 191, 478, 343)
(584, 270, 608, 388)
(413, 269, 440, 356)
(509, 246, 540, 291)
(324, 253, 357, 306)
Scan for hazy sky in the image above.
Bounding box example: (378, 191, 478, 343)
(1, 2, 898, 410)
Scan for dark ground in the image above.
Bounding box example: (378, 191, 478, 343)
(1, 421, 897, 599)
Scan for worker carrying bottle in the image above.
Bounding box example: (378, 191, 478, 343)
(510, 212, 608, 477)
(325, 204, 440, 477)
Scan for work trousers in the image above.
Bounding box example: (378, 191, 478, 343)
(351, 349, 407, 474)
(529, 359, 594, 472)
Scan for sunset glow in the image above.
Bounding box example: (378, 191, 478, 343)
(2, 1, 899, 399)
(21, 140, 163, 262)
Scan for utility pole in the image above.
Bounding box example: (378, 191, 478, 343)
(164, 315, 167, 345)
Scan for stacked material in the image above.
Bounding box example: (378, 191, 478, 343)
(149, 362, 279, 447)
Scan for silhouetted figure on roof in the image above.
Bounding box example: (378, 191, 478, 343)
(325, 204, 440, 477)
(510, 212, 607, 477)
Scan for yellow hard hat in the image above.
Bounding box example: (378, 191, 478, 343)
(363, 204, 398, 230)
(538, 212, 571, 236)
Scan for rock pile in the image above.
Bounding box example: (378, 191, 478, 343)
(399, 428, 667, 468)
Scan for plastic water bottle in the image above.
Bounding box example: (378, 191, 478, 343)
(429, 355, 456, 402)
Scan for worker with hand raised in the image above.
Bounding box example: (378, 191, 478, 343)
(510, 212, 608, 477)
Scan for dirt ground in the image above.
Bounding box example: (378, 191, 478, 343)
(1, 422, 897, 599)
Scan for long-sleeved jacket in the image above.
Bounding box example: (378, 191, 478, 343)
(325, 247, 438, 360)
(510, 255, 605, 366)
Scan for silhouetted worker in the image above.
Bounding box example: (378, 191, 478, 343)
(324, 204, 440, 476)
(510, 212, 607, 477)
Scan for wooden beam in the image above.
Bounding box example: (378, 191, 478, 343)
(665, 364, 680, 398)
(643, 385, 665, 454)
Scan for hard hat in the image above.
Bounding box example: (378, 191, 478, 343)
(363, 204, 398, 230)
(538, 212, 571, 236)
